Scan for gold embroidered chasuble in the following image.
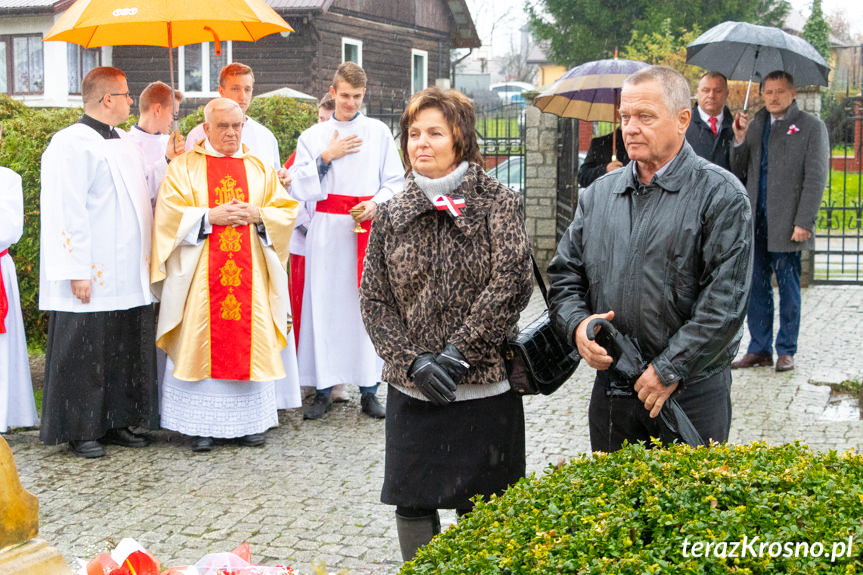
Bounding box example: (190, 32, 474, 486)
(151, 142, 298, 382)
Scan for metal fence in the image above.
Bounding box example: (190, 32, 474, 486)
(364, 91, 526, 197)
(812, 94, 863, 284)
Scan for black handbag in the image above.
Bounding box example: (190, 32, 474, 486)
(503, 255, 580, 395)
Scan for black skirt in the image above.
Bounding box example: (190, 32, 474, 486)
(39, 306, 159, 444)
(381, 385, 525, 510)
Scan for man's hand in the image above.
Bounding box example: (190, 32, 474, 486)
(605, 160, 623, 173)
(277, 167, 292, 189)
(165, 131, 185, 161)
(351, 200, 377, 223)
(634, 364, 679, 418)
(209, 200, 261, 227)
(733, 111, 749, 144)
(574, 310, 616, 370)
(71, 279, 91, 304)
(791, 225, 811, 242)
(321, 130, 362, 164)
(231, 202, 262, 226)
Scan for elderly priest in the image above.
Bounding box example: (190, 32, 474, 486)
(151, 98, 299, 452)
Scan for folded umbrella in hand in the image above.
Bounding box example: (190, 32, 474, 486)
(587, 318, 705, 447)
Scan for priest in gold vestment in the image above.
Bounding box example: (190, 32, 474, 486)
(151, 98, 299, 451)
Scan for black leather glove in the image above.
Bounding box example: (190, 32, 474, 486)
(408, 353, 457, 406)
(435, 343, 470, 385)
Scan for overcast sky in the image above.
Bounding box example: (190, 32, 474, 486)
(467, 0, 863, 56)
(791, 0, 863, 38)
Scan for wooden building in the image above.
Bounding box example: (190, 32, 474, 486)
(0, 0, 480, 112)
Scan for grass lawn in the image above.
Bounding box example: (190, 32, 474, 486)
(476, 115, 521, 139)
(817, 170, 862, 233)
(831, 144, 859, 156)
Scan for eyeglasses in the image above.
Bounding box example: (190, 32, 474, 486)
(99, 92, 132, 103)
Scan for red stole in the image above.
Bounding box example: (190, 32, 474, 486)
(0, 249, 8, 334)
(315, 194, 373, 287)
(206, 156, 253, 380)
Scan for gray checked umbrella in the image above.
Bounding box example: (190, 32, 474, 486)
(686, 21, 830, 110)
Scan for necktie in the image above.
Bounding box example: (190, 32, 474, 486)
(708, 117, 718, 136)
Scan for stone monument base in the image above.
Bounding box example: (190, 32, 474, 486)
(0, 539, 73, 575)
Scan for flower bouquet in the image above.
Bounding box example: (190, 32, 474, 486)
(80, 538, 295, 575)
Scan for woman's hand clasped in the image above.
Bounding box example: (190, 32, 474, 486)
(408, 353, 457, 406)
(435, 343, 470, 385)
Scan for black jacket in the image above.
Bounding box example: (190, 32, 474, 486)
(577, 129, 630, 188)
(685, 106, 734, 171)
(548, 142, 753, 387)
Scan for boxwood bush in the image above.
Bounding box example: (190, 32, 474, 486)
(0, 94, 317, 348)
(402, 442, 863, 574)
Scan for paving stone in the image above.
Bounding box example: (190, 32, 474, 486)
(5, 284, 863, 574)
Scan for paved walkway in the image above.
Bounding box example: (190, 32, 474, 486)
(5, 285, 863, 574)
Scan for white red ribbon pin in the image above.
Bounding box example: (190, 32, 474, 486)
(433, 195, 466, 217)
(787, 124, 800, 135)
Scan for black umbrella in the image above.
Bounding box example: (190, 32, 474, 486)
(587, 318, 705, 448)
(686, 21, 830, 111)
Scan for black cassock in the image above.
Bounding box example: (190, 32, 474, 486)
(38, 305, 159, 444)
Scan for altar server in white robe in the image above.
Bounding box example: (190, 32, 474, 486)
(38, 67, 158, 459)
(184, 63, 299, 409)
(289, 62, 404, 420)
(0, 129, 38, 432)
(185, 63, 280, 171)
(126, 81, 185, 202)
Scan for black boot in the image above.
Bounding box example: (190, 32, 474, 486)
(395, 509, 440, 562)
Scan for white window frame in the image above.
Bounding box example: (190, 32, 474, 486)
(67, 44, 102, 95)
(178, 41, 233, 97)
(341, 37, 363, 66)
(411, 49, 428, 94)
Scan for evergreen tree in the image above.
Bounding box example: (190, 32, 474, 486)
(802, 0, 832, 61)
(527, 0, 791, 66)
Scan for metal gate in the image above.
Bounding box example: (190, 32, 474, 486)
(812, 95, 863, 284)
(556, 118, 580, 242)
(475, 102, 526, 201)
(365, 92, 525, 198)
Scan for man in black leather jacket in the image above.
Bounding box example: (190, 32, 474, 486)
(685, 72, 734, 171)
(548, 66, 753, 452)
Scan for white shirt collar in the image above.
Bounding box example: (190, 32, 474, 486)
(697, 105, 722, 130)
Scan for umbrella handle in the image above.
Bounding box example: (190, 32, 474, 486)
(168, 22, 179, 135)
(743, 47, 760, 114)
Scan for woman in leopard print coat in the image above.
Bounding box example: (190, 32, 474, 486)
(359, 87, 533, 561)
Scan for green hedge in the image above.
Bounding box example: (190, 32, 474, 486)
(0, 94, 316, 348)
(402, 442, 863, 574)
(0, 96, 82, 348)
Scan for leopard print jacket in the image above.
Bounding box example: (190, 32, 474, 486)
(359, 162, 533, 391)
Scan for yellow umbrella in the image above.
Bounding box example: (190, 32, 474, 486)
(44, 0, 294, 129)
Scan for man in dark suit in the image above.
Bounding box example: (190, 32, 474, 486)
(730, 70, 829, 372)
(686, 71, 734, 170)
(577, 128, 630, 188)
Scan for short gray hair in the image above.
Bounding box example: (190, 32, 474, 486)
(203, 97, 242, 123)
(624, 66, 691, 115)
